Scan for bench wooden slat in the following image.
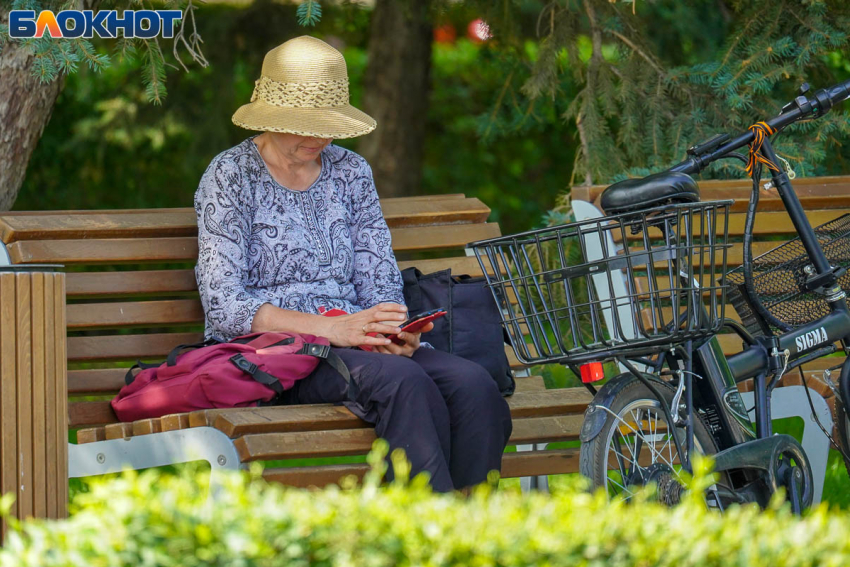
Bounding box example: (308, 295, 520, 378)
(69, 333, 521, 371)
(211, 388, 591, 438)
(234, 414, 585, 461)
(132, 419, 162, 436)
(69, 401, 117, 428)
(104, 423, 133, 440)
(9, 237, 198, 265)
(58, 243, 783, 330)
(0, 198, 490, 243)
(0, 275, 19, 518)
(161, 413, 190, 432)
(68, 368, 127, 395)
(66, 270, 200, 297)
(67, 299, 204, 329)
(64, 256, 487, 298)
(68, 332, 204, 362)
(8, 223, 501, 264)
(618, 210, 848, 242)
(68, 367, 544, 403)
(75, 427, 105, 443)
(71, 376, 549, 443)
(0, 196, 468, 220)
(262, 449, 582, 488)
(572, 177, 850, 211)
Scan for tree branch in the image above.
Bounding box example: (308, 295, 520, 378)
(606, 29, 665, 75)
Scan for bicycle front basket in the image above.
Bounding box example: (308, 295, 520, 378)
(468, 200, 733, 366)
(724, 212, 850, 336)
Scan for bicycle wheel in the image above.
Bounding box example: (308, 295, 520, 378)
(579, 373, 720, 504)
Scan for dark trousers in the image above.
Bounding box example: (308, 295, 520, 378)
(285, 347, 513, 492)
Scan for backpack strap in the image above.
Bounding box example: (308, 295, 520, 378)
(166, 337, 221, 366)
(298, 343, 358, 402)
(229, 342, 356, 405)
(124, 360, 161, 386)
(229, 354, 286, 399)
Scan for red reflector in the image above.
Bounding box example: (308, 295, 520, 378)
(580, 362, 605, 383)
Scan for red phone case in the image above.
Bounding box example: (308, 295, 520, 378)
(389, 310, 447, 345)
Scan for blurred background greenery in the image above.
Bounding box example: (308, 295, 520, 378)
(13, 1, 574, 235)
(11, 0, 850, 237)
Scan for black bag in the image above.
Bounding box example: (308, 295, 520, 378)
(401, 267, 515, 396)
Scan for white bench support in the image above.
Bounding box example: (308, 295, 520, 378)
(68, 427, 242, 484)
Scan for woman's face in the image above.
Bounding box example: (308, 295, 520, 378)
(270, 133, 333, 163)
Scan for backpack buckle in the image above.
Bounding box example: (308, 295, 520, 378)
(230, 354, 258, 375)
(303, 343, 330, 359)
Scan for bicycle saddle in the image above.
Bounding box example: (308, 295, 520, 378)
(599, 171, 700, 215)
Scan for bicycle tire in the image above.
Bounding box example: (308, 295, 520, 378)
(579, 373, 720, 502)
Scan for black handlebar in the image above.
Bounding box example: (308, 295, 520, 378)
(826, 79, 850, 106)
(669, 78, 850, 176)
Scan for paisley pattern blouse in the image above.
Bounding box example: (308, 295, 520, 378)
(195, 137, 405, 341)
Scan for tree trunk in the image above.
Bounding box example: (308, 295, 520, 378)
(0, 1, 102, 211)
(359, 0, 433, 198)
(0, 14, 66, 211)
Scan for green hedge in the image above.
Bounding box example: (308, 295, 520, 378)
(2, 444, 850, 566)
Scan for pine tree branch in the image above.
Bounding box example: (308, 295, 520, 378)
(606, 29, 665, 76)
(715, 14, 761, 74)
(482, 70, 514, 139)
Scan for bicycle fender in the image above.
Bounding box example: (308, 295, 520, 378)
(579, 371, 667, 443)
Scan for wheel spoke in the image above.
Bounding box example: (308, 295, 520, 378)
(598, 399, 699, 501)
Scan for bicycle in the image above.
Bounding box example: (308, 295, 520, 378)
(469, 79, 850, 512)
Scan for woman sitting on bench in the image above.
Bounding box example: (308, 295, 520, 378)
(194, 36, 512, 492)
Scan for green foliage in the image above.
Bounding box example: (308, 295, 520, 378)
(3, 446, 850, 566)
(478, 0, 850, 186)
(4, 0, 205, 104)
(16, 3, 573, 235)
(296, 0, 322, 27)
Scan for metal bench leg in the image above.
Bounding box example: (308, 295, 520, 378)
(68, 427, 242, 479)
(739, 386, 832, 504)
(508, 366, 551, 492)
(516, 443, 550, 493)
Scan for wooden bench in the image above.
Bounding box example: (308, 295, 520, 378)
(0, 194, 591, 492)
(1, 176, 845, 511)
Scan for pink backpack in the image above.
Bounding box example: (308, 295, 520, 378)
(110, 332, 352, 422)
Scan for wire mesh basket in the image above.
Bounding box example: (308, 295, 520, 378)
(724, 213, 850, 337)
(468, 201, 733, 366)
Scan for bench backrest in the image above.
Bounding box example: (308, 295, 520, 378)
(0, 195, 501, 429)
(571, 175, 850, 373)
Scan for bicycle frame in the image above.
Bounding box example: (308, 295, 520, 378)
(673, 135, 850, 444)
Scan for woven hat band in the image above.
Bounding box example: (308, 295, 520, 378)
(250, 76, 350, 108)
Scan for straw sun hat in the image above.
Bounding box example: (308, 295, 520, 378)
(232, 36, 376, 139)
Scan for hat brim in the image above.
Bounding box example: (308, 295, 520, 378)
(232, 99, 376, 139)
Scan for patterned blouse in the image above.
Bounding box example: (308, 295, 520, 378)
(194, 137, 405, 341)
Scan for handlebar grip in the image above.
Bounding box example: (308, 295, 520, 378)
(827, 79, 850, 105)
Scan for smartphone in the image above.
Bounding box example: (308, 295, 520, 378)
(389, 308, 447, 345)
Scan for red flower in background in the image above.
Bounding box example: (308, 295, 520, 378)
(467, 18, 491, 42)
(434, 24, 456, 44)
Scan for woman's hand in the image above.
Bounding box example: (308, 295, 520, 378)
(325, 303, 409, 348)
(374, 322, 434, 357)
